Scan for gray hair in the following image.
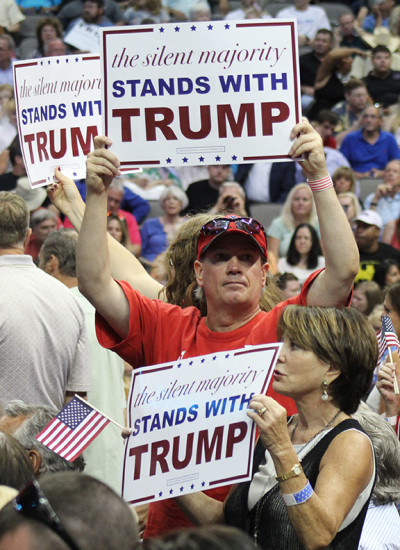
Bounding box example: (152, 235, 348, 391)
(353, 408, 400, 505)
(109, 180, 125, 194)
(159, 185, 189, 211)
(41, 229, 78, 277)
(30, 208, 57, 228)
(219, 182, 245, 198)
(4, 400, 85, 476)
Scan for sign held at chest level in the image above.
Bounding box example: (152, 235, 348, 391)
(122, 344, 280, 505)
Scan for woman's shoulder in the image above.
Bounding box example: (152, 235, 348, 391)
(277, 257, 290, 271)
(267, 216, 289, 235)
(142, 217, 163, 228)
(325, 420, 373, 458)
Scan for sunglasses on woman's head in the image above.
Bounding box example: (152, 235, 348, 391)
(14, 480, 81, 550)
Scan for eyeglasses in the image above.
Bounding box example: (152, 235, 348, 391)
(14, 480, 81, 550)
(200, 217, 266, 237)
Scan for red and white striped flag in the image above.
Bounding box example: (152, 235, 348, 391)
(36, 396, 110, 462)
(376, 315, 400, 365)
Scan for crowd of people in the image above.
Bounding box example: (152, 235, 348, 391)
(1, 0, 400, 548)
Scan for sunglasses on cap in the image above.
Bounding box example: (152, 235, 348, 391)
(14, 479, 81, 550)
(200, 217, 266, 237)
(198, 217, 267, 260)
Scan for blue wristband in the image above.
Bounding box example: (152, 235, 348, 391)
(281, 481, 314, 506)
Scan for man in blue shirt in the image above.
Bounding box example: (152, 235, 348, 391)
(362, 0, 394, 33)
(339, 105, 400, 179)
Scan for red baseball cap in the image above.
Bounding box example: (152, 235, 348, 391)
(197, 216, 268, 261)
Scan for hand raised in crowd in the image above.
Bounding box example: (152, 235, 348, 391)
(214, 193, 246, 216)
(47, 168, 85, 220)
(86, 135, 121, 195)
(289, 118, 328, 181)
(373, 183, 393, 202)
(376, 362, 400, 417)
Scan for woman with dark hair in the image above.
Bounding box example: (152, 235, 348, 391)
(34, 17, 63, 58)
(373, 258, 400, 290)
(176, 306, 377, 549)
(107, 213, 130, 249)
(277, 223, 324, 285)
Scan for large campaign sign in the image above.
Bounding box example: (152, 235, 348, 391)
(14, 55, 102, 187)
(122, 344, 281, 505)
(101, 19, 301, 170)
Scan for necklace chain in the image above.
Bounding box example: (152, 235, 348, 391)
(290, 409, 342, 449)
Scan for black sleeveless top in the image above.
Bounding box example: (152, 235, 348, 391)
(224, 419, 375, 550)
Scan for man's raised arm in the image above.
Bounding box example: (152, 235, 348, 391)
(289, 120, 359, 306)
(76, 137, 130, 339)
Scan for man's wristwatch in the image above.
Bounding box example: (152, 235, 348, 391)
(275, 463, 303, 482)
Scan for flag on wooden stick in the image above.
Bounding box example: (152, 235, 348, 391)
(376, 316, 400, 395)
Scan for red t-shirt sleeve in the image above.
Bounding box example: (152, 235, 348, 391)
(95, 280, 162, 365)
(294, 268, 353, 307)
(95, 280, 198, 367)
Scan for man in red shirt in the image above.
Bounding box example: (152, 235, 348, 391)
(76, 120, 359, 537)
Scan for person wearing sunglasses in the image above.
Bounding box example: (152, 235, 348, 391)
(67, 119, 358, 538)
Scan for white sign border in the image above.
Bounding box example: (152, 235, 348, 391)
(101, 20, 301, 171)
(122, 343, 281, 506)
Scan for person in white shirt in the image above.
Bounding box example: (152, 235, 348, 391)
(0, 0, 25, 33)
(276, 0, 331, 47)
(353, 409, 400, 550)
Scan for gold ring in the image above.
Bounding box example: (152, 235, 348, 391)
(258, 406, 267, 417)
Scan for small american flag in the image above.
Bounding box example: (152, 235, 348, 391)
(36, 396, 110, 462)
(377, 316, 400, 365)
